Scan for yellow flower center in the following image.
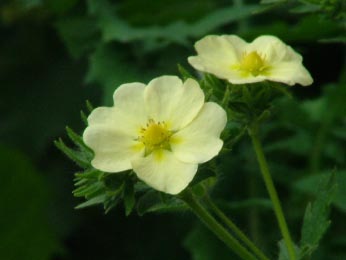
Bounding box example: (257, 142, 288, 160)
(236, 51, 268, 76)
(139, 119, 172, 154)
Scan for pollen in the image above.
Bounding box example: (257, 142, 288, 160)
(236, 51, 268, 76)
(139, 119, 172, 154)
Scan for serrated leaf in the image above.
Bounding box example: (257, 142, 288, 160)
(123, 180, 135, 216)
(137, 190, 186, 216)
(80, 110, 88, 125)
(54, 139, 90, 168)
(66, 126, 93, 154)
(102, 172, 127, 191)
(88, 0, 259, 45)
(177, 64, 195, 81)
(73, 181, 103, 197)
(299, 173, 337, 258)
(75, 194, 106, 209)
(295, 171, 346, 212)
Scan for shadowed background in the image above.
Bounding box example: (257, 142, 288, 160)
(0, 0, 345, 259)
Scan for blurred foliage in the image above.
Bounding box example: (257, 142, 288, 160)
(1, 0, 345, 259)
(0, 145, 61, 260)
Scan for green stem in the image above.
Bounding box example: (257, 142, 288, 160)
(180, 190, 257, 260)
(249, 127, 296, 260)
(204, 195, 270, 260)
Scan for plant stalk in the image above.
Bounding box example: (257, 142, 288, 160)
(204, 195, 270, 260)
(249, 127, 296, 260)
(180, 190, 257, 260)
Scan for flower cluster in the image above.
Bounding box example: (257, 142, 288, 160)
(83, 34, 313, 195)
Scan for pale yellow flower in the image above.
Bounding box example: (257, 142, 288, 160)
(188, 35, 313, 86)
(83, 76, 227, 194)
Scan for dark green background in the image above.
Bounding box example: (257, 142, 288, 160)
(1, 0, 345, 259)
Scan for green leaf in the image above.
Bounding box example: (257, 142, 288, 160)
(55, 16, 99, 59)
(123, 179, 135, 216)
(299, 173, 337, 258)
(17, 0, 42, 9)
(0, 145, 61, 260)
(87, 0, 259, 45)
(137, 190, 186, 216)
(75, 194, 106, 209)
(278, 239, 300, 260)
(54, 138, 90, 168)
(177, 64, 195, 81)
(184, 224, 236, 260)
(295, 171, 346, 212)
(65, 126, 93, 154)
(85, 43, 151, 105)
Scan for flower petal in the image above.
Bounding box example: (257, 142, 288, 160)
(87, 107, 140, 137)
(171, 102, 227, 164)
(132, 150, 197, 194)
(83, 126, 144, 172)
(145, 76, 204, 130)
(248, 35, 302, 64)
(267, 61, 313, 86)
(188, 35, 244, 79)
(113, 82, 148, 126)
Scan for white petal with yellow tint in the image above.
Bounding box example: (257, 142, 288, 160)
(267, 61, 313, 86)
(131, 150, 197, 195)
(188, 35, 243, 80)
(83, 126, 144, 172)
(189, 34, 313, 86)
(171, 102, 227, 164)
(145, 76, 204, 130)
(113, 82, 148, 126)
(87, 107, 140, 137)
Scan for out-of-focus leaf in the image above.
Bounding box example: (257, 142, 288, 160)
(242, 15, 341, 42)
(184, 224, 236, 260)
(85, 43, 151, 105)
(319, 36, 346, 43)
(45, 0, 79, 14)
(299, 173, 336, 257)
(264, 131, 312, 155)
(55, 17, 99, 58)
(17, 0, 42, 9)
(87, 0, 259, 45)
(278, 239, 299, 260)
(0, 145, 61, 260)
(295, 171, 346, 212)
